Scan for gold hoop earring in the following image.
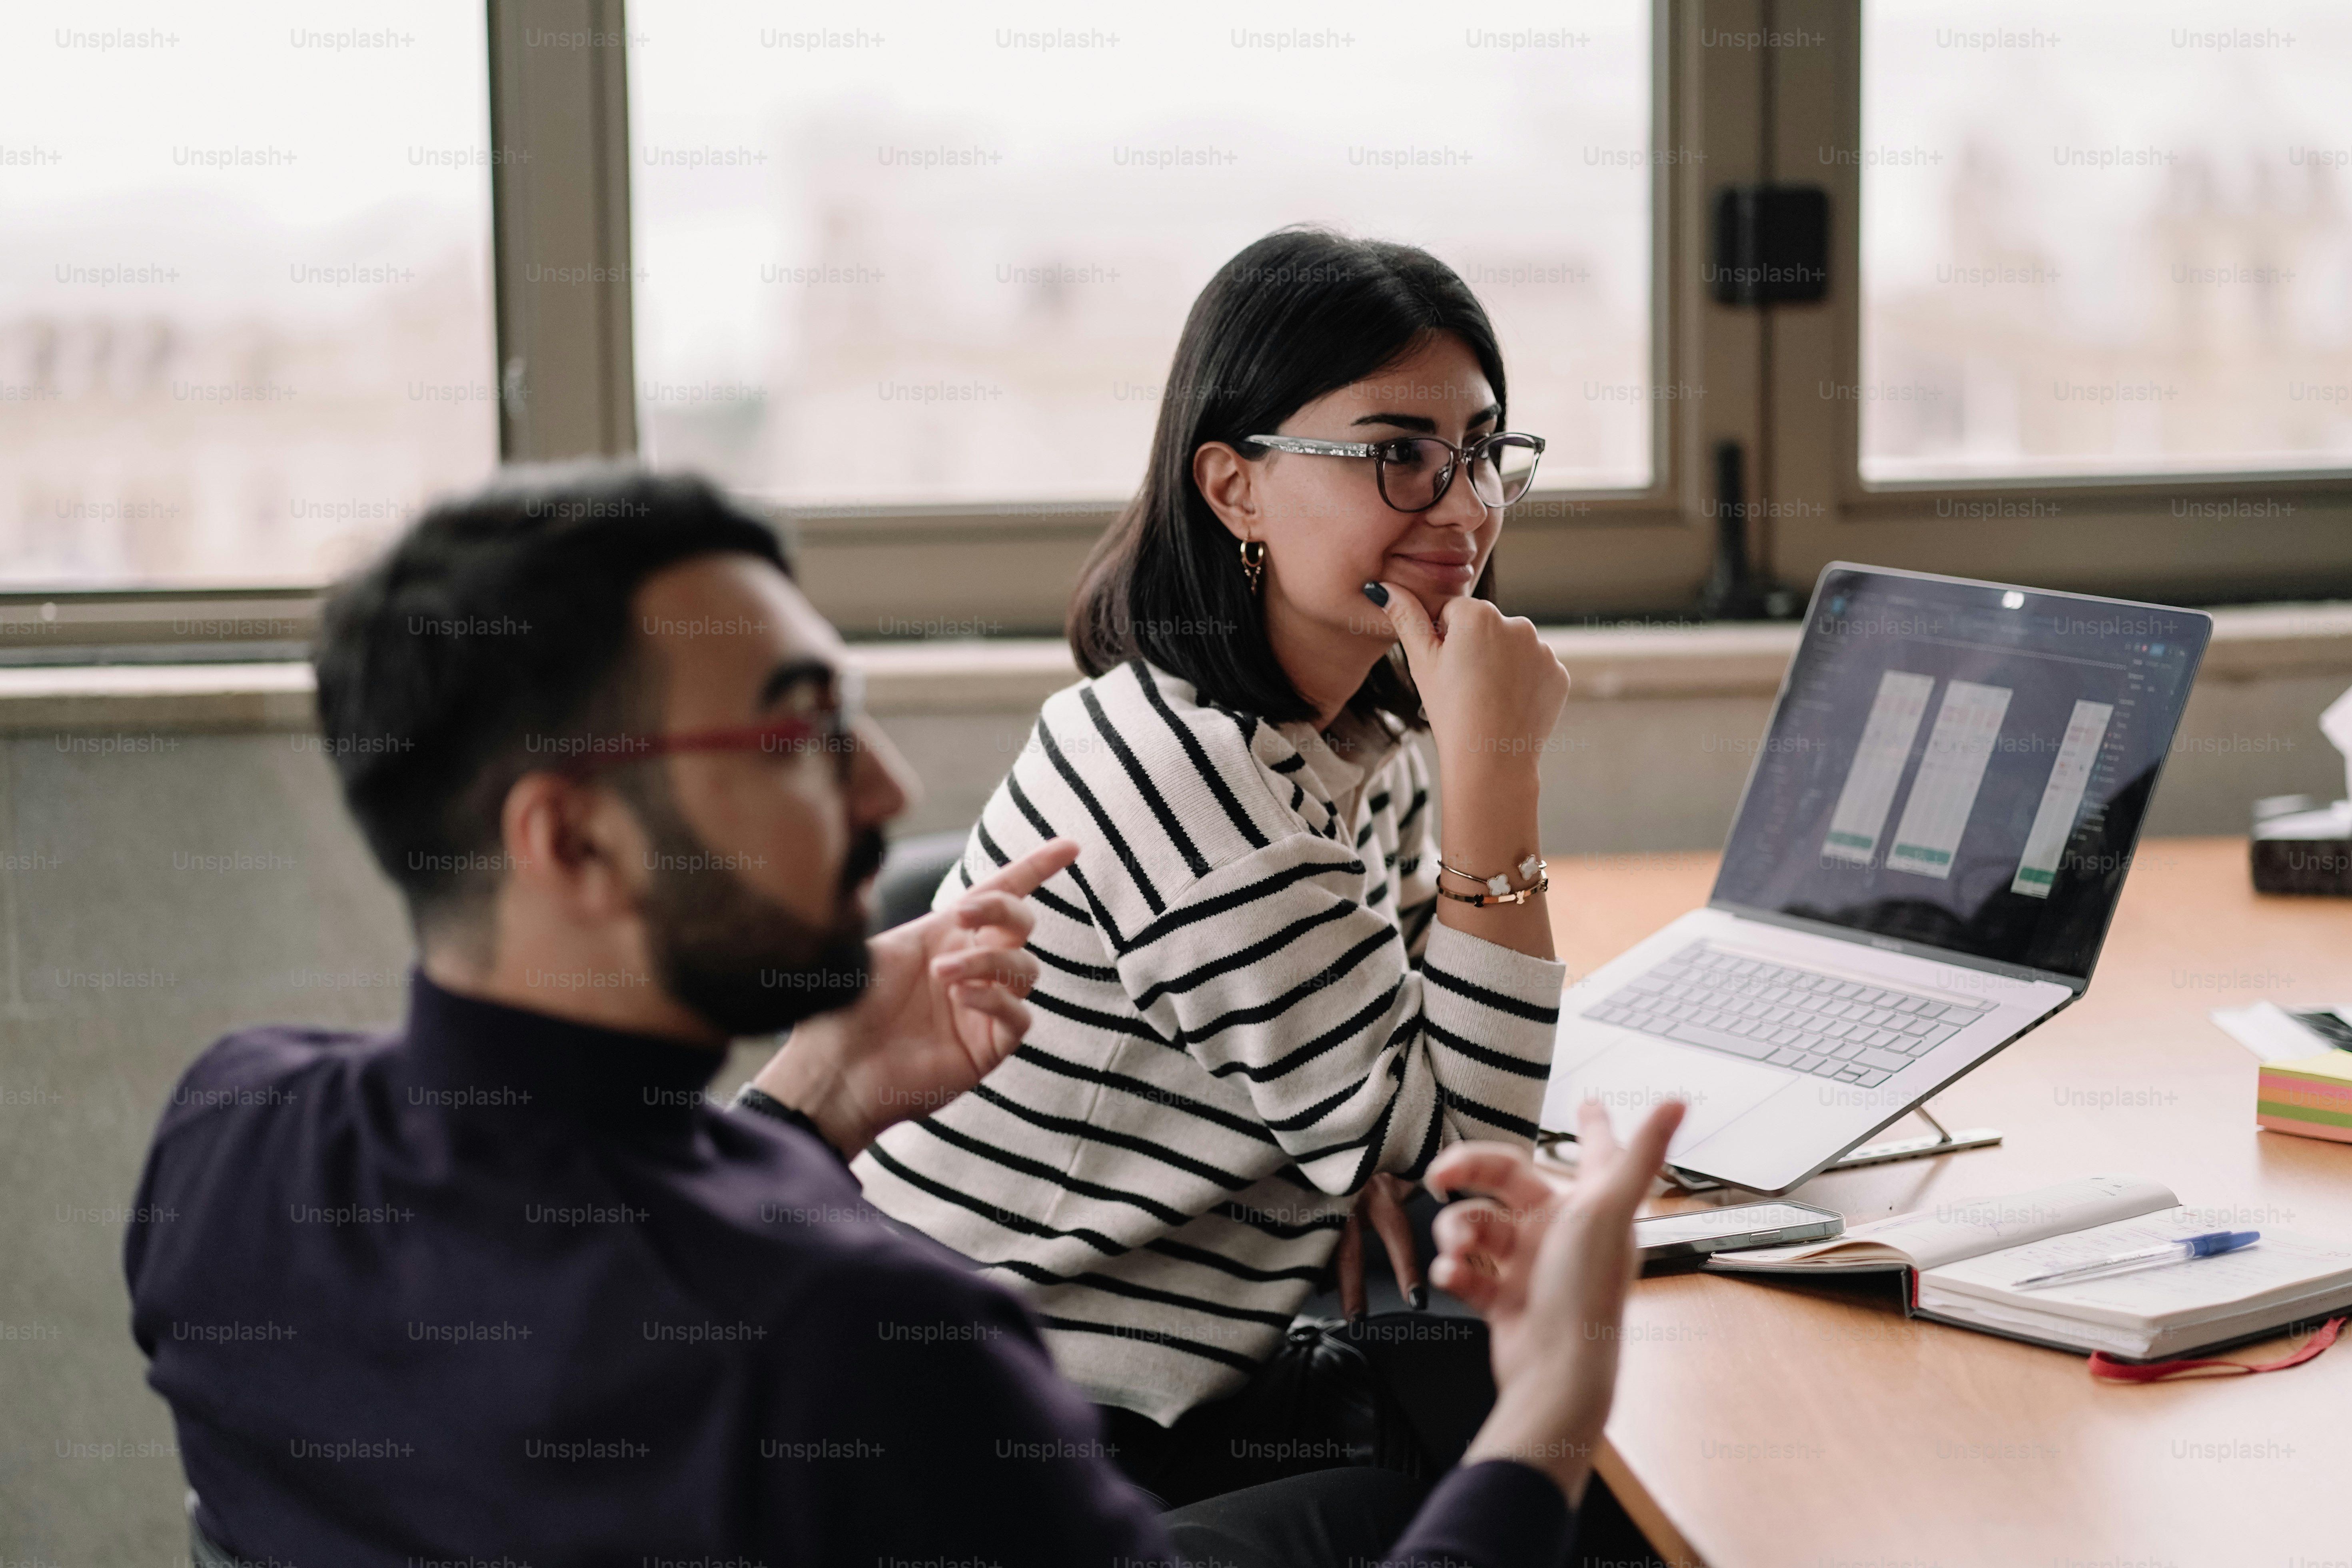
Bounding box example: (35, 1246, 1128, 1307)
(1239, 539, 1266, 596)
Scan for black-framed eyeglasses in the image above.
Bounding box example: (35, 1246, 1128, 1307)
(1245, 431, 1546, 513)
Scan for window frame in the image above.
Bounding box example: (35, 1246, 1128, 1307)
(488, 0, 637, 464)
(1766, 0, 2352, 606)
(764, 0, 1711, 635)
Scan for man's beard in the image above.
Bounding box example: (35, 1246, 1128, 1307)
(631, 788, 887, 1038)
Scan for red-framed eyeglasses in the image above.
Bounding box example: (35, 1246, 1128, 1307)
(558, 667, 865, 779)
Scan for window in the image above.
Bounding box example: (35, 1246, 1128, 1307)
(627, 0, 1654, 510)
(0, 1, 497, 587)
(11, 4, 2346, 632)
(1861, 0, 2352, 482)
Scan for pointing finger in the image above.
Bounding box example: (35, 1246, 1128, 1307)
(965, 837, 1081, 901)
(952, 890, 1036, 946)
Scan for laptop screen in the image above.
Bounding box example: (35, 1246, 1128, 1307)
(1711, 565, 2210, 984)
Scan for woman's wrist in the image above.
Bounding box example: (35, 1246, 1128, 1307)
(1437, 794, 1544, 878)
(1434, 740, 1542, 812)
(1435, 725, 1540, 777)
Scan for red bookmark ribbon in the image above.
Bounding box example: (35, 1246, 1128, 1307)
(2088, 1315, 2348, 1382)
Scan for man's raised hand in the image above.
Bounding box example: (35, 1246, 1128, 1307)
(752, 837, 1080, 1158)
(1437, 1099, 1684, 1503)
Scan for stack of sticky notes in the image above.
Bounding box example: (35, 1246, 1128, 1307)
(2212, 1002, 2352, 1144)
(2257, 1049, 2352, 1144)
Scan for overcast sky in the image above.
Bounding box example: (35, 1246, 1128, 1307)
(626, 0, 1651, 385)
(0, 0, 489, 324)
(6, 2, 2344, 363)
(1867, 0, 2352, 342)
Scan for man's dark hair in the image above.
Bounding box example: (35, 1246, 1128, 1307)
(1067, 226, 1506, 728)
(315, 463, 789, 941)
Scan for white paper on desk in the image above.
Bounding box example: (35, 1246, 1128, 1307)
(1924, 1208, 2352, 1328)
(2323, 683, 2352, 805)
(2210, 1001, 2351, 1063)
(1709, 1176, 2176, 1273)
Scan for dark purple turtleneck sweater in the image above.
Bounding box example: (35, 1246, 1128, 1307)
(125, 971, 1573, 1566)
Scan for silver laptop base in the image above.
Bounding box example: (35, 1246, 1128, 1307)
(1656, 1104, 2003, 1194)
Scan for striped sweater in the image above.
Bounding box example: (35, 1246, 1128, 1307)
(853, 659, 1565, 1424)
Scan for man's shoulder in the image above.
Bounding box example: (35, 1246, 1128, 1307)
(157, 1022, 385, 1139)
(765, 1208, 1052, 1384)
(695, 1111, 994, 1265)
(711, 1119, 1045, 1342)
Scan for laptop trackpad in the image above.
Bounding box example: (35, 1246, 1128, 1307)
(1549, 1039, 1785, 1159)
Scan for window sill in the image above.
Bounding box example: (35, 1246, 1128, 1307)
(2, 602, 2347, 734)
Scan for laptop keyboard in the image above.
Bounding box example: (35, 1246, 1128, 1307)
(1581, 943, 1992, 1088)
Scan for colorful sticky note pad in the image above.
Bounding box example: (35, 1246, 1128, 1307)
(2257, 1050, 2352, 1145)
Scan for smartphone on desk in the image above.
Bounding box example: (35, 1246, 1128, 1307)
(1633, 1200, 1842, 1264)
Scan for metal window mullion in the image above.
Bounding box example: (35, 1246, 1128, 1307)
(1756, 0, 1857, 591)
(487, 0, 637, 463)
(1666, 0, 1769, 541)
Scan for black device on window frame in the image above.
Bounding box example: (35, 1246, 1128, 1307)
(1633, 1200, 1843, 1263)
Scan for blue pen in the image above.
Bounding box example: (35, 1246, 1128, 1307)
(2011, 1230, 2260, 1290)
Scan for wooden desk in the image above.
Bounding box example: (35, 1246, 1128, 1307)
(1543, 838, 2352, 1568)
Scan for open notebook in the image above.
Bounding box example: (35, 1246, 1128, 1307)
(1706, 1176, 2352, 1360)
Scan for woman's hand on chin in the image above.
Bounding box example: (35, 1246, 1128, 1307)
(1361, 580, 1568, 775)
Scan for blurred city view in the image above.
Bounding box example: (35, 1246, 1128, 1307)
(4, 4, 2350, 587)
(1862, 0, 2352, 480)
(0, 196, 494, 587)
(0, 1, 496, 589)
(627, 0, 1654, 509)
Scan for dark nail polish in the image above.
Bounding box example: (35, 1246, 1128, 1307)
(1408, 1284, 1428, 1312)
(1360, 581, 1389, 607)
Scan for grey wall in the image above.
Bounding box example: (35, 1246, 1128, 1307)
(2, 734, 410, 1557)
(0, 733, 773, 1559)
(886, 668, 2352, 851)
(3, 658, 2347, 1561)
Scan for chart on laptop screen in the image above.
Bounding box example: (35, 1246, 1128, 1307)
(1712, 569, 2208, 981)
(1880, 677, 2013, 880)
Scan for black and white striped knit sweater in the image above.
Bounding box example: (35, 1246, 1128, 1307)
(853, 659, 1565, 1424)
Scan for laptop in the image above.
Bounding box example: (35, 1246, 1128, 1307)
(1539, 563, 2211, 1194)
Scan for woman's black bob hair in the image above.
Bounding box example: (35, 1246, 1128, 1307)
(1066, 227, 1505, 729)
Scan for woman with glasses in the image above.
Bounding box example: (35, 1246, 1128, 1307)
(853, 226, 1571, 1505)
